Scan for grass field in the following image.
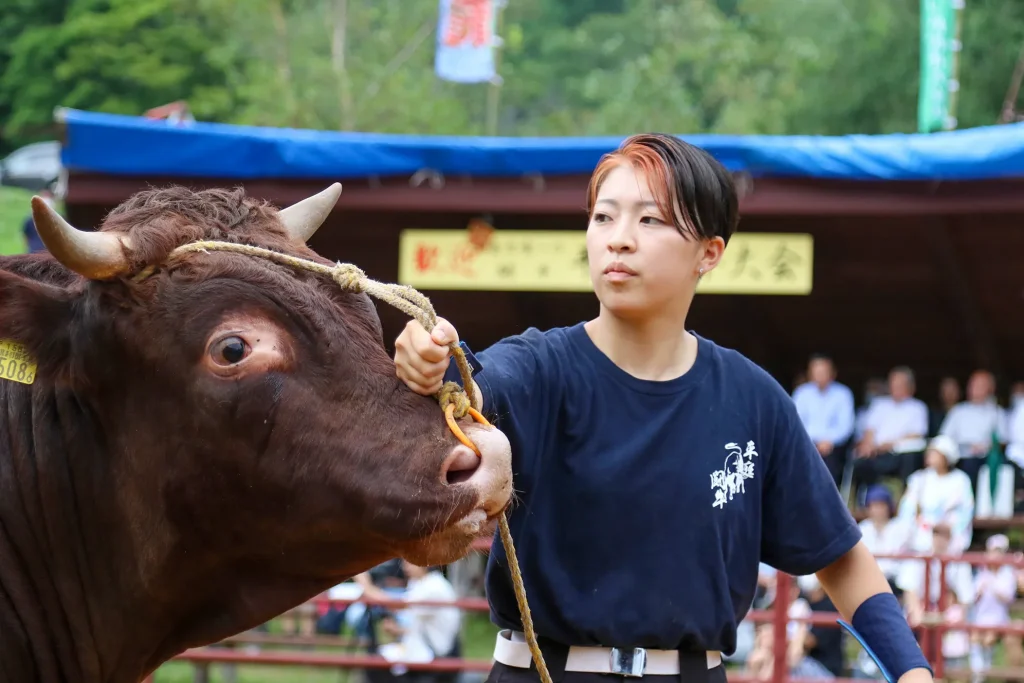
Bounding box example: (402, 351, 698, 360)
(0, 186, 33, 255)
(149, 611, 499, 683)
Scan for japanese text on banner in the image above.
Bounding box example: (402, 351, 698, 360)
(918, 0, 962, 133)
(398, 230, 813, 295)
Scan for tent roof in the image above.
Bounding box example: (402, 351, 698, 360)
(59, 107, 1024, 182)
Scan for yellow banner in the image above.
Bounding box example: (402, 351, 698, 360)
(398, 230, 813, 295)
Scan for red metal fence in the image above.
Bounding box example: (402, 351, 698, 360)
(145, 549, 1024, 683)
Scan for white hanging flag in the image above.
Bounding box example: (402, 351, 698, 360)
(435, 0, 497, 83)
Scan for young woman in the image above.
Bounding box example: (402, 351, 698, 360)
(393, 133, 932, 683)
(897, 435, 975, 555)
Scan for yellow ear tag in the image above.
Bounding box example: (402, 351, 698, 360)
(0, 340, 37, 385)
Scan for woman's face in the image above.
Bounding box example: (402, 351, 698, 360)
(586, 162, 723, 320)
(925, 447, 949, 472)
(867, 500, 891, 523)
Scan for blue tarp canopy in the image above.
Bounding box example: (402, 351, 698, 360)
(59, 107, 1024, 182)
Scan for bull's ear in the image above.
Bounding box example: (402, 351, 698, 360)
(0, 270, 74, 380)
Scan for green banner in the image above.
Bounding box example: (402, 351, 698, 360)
(918, 0, 959, 133)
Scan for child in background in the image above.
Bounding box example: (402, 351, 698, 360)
(969, 534, 1021, 680)
(896, 522, 975, 671)
(858, 485, 910, 590)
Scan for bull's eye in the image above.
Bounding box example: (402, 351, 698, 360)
(211, 336, 251, 366)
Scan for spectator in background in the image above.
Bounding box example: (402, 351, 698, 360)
(347, 559, 409, 648)
(22, 188, 51, 253)
(930, 376, 961, 437)
(898, 435, 975, 554)
(792, 354, 856, 489)
(746, 580, 835, 681)
(1006, 395, 1024, 482)
(896, 521, 974, 672)
(372, 562, 462, 683)
(854, 377, 888, 444)
(796, 574, 845, 678)
(1011, 381, 1024, 413)
(969, 534, 1021, 678)
(853, 366, 930, 489)
(940, 370, 1008, 491)
(858, 485, 908, 590)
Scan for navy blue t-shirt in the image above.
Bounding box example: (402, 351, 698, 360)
(471, 323, 861, 655)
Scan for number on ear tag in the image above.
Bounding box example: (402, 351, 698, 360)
(0, 339, 37, 385)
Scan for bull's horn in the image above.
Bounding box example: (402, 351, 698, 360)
(277, 183, 343, 243)
(31, 197, 131, 280)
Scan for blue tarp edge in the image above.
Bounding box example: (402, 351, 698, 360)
(59, 108, 1024, 182)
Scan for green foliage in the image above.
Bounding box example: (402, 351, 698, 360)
(0, 0, 242, 147)
(0, 187, 33, 256)
(0, 0, 1021, 153)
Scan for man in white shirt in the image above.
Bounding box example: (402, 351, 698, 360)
(940, 370, 1008, 493)
(1007, 401, 1024, 468)
(792, 354, 856, 489)
(1011, 381, 1024, 413)
(1005, 400, 1024, 508)
(853, 366, 930, 492)
(376, 562, 462, 683)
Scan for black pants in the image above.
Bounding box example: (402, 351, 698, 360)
(957, 456, 985, 495)
(484, 646, 725, 683)
(822, 439, 851, 490)
(852, 450, 924, 493)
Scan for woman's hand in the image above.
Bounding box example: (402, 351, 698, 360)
(394, 317, 459, 396)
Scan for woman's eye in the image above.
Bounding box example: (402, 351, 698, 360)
(211, 336, 251, 366)
(592, 213, 611, 223)
(641, 216, 666, 225)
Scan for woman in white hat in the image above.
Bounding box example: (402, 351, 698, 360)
(897, 435, 975, 554)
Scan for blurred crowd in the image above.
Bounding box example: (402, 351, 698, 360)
(741, 355, 1024, 680)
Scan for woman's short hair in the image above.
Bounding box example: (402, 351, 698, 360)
(586, 133, 740, 244)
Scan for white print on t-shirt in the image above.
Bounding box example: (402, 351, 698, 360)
(711, 440, 759, 509)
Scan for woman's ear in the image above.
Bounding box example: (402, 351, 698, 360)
(0, 270, 74, 382)
(697, 236, 727, 276)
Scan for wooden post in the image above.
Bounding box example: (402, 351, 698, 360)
(772, 573, 791, 683)
(484, 0, 508, 136)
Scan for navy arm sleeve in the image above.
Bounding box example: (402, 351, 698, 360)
(760, 379, 862, 576)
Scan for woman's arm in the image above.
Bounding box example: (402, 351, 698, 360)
(817, 541, 892, 617)
(817, 542, 931, 683)
(897, 473, 921, 522)
(996, 568, 1018, 604)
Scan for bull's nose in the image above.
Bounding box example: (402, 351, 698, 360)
(452, 423, 513, 515)
(440, 444, 481, 485)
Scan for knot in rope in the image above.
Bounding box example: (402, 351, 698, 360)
(330, 263, 366, 292)
(438, 381, 471, 420)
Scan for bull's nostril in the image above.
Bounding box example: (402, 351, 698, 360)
(442, 446, 481, 486)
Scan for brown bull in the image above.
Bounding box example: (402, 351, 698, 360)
(0, 184, 512, 683)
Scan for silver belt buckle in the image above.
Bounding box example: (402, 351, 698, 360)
(609, 647, 647, 677)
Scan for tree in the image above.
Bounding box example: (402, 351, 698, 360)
(2, 0, 1022, 148)
(0, 0, 74, 153)
(1, 0, 243, 146)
